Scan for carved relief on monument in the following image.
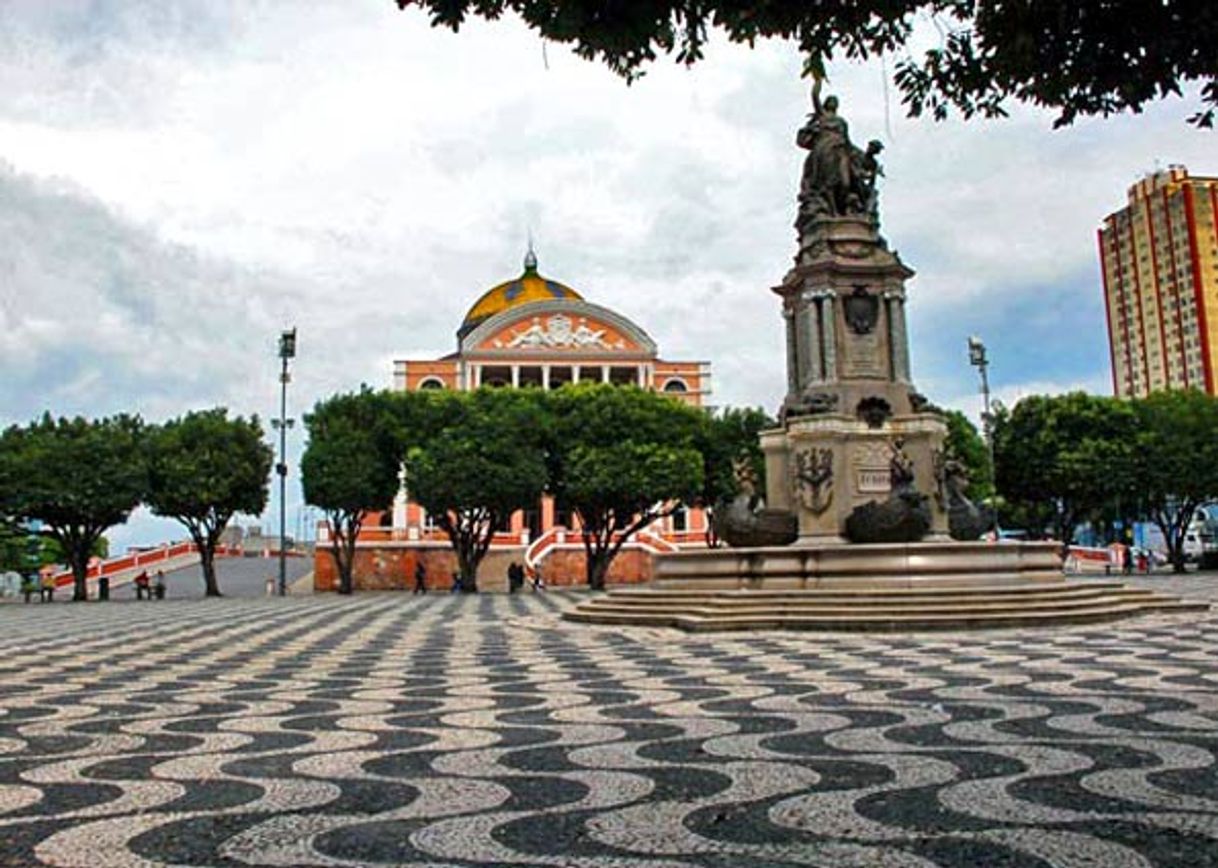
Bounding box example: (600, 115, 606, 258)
(793, 447, 834, 515)
(856, 396, 892, 429)
(482, 314, 636, 352)
(853, 441, 892, 494)
(843, 288, 879, 335)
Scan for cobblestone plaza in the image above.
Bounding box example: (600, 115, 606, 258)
(3, 582, 1218, 867)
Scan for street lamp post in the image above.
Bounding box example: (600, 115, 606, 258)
(273, 328, 297, 596)
(968, 335, 1000, 539)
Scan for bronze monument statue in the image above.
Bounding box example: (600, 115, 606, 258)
(796, 83, 885, 241)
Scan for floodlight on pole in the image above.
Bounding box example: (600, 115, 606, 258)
(967, 335, 999, 539)
(274, 327, 296, 596)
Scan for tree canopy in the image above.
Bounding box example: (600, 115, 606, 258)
(393, 0, 1218, 127)
(404, 389, 549, 591)
(146, 409, 273, 597)
(1130, 389, 1218, 572)
(0, 414, 146, 601)
(993, 392, 1136, 546)
(301, 391, 403, 594)
(549, 384, 705, 589)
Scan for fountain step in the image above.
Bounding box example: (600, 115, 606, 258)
(562, 583, 1208, 631)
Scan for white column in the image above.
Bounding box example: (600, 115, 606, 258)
(601, 366, 611, 384)
(783, 307, 799, 395)
(473, 364, 482, 388)
(542, 364, 551, 390)
(573, 364, 582, 384)
(887, 293, 911, 382)
(511, 365, 520, 388)
(795, 300, 811, 390)
(821, 294, 837, 381)
(637, 366, 646, 387)
(807, 294, 824, 386)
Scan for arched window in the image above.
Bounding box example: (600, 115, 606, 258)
(419, 378, 446, 390)
(662, 378, 689, 393)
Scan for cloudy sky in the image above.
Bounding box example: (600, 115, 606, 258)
(1, 1, 1215, 550)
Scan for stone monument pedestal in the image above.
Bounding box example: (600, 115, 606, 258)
(762, 411, 949, 544)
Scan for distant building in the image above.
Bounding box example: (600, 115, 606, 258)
(1099, 166, 1218, 397)
(313, 249, 713, 592)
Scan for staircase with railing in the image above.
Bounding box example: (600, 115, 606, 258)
(524, 525, 681, 578)
(48, 541, 242, 590)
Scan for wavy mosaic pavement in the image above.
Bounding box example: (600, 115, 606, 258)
(2, 590, 1218, 867)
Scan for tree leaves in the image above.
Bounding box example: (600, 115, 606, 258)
(393, 0, 1217, 126)
(0, 414, 147, 600)
(145, 409, 273, 596)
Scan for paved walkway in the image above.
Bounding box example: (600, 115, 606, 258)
(1, 590, 1216, 866)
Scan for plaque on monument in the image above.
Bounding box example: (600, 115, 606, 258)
(856, 468, 891, 494)
(844, 331, 884, 378)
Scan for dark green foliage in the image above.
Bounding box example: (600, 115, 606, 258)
(699, 406, 775, 546)
(146, 409, 273, 597)
(942, 409, 991, 503)
(404, 389, 549, 591)
(393, 0, 1217, 127)
(549, 384, 705, 589)
(1129, 389, 1218, 573)
(993, 392, 1136, 545)
(302, 390, 403, 594)
(0, 414, 146, 601)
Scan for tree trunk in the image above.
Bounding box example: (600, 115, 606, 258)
(199, 543, 221, 597)
(1155, 513, 1188, 575)
(332, 512, 359, 595)
(71, 557, 88, 602)
(338, 535, 355, 595)
(585, 542, 610, 591)
(458, 550, 478, 593)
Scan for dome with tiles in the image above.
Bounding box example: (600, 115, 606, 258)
(458, 248, 584, 338)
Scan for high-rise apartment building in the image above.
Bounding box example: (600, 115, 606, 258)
(1098, 167, 1218, 397)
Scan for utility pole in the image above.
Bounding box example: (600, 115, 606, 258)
(273, 328, 296, 596)
(968, 335, 999, 540)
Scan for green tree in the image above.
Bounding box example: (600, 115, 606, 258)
(146, 409, 273, 597)
(301, 391, 402, 594)
(404, 389, 549, 591)
(1130, 389, 1218, 573)
(993, 392, 1135, 546)
(943, 409, 992, 503)
(0, 414, 146, 601)
(393, 0, 1218, 127)
(0, 520, 22, 574)
(550, 384, 704, 589)
(698, 406, 775, 546)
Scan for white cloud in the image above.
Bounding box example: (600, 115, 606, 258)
(0, 1, 1211, 545)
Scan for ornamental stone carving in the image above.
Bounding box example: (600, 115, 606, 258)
(843, 287, 880, 335)
(793, 447, 834, 515)
(506, 314, 618, 350)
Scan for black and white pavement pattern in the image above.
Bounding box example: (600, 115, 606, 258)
(2, 586, 1218, 867)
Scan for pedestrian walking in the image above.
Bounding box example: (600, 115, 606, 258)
(154, 570, 166, 600)
(450, 571, 463, 594)
(1122, 544, 1133, 576)
(413, 561, 427, 595)
(40, 574, 55, 602)
(134, 570, 151, 600)
(530, 566, 544, 592)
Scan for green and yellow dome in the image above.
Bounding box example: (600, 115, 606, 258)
(458, 248, 583, 338)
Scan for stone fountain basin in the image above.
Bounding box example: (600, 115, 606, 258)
(652, 540, 1063, 590)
